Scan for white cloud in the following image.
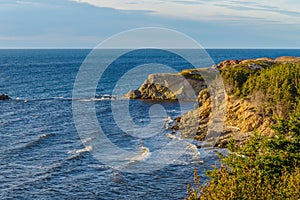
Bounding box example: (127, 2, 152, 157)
(15, 1, 39, 6)
(72, 0, 300, 24)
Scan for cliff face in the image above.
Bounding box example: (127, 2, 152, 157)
(126, 56, 300, 147)
(174, 89, 276, 147)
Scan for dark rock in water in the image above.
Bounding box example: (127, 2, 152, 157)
(0, 94, 9, 100)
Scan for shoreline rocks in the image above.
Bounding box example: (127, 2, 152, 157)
(126, 56, 300, 148)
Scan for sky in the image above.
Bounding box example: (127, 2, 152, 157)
(1, 0, 300, 48)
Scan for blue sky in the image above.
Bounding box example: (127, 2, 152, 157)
(1, 0, 300, 48)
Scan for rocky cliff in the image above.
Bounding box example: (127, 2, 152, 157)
(173, 89, 276, 147)
(126, 56, 300, 147)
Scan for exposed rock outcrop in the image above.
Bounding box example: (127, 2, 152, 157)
(0, 94, 9, 100)
(216, 56, 300, 70)
(275, 56, 300, 63)
(217, 59, 241, 69)
(172, 89, 276, 148)
(125, 70, 207, 101)
(172, 89, 212, 140)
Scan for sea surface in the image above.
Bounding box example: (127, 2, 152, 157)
(1, 49, 300, 199)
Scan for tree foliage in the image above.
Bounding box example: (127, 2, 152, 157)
(221, 63, 300, 118)
(187, 113, 300, 200)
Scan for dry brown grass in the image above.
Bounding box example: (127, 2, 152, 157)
(187, 167, 300, 200)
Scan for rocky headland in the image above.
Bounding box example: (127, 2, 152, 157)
(126, 56, 300, 147)
(125, 69, 207, 101)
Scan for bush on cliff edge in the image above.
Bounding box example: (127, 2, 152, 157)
(186, 113, 300, 200)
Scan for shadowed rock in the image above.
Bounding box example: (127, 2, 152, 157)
(0, 94, 9, 100)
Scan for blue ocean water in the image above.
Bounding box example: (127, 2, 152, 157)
(0, 49, 300, 199)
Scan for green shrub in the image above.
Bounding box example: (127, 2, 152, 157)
(221, 66, 257, 96)
(242, 63, 300, 118)
(221, 63, 300, 118)
(187, 113, 300, 200)
(179, 69, 205, 81)
(187, 167, 300, 200)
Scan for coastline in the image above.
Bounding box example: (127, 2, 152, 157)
(126, 56, 300, 148)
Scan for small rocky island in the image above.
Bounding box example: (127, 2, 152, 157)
(0, 94, 9, 100)
(126, 56, 300, 147)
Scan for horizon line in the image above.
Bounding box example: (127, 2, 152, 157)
(0, 47, 300, 50)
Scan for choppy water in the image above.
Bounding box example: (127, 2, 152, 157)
(1, 49, 300, 199)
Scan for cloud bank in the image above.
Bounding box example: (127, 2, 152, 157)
(1, 0, 300, 48)
(72, 0, 300, 24)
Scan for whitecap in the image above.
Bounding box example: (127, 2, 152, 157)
(166, 132, 182, 140)
(39, 134, 49, 138)
(68, 146, 93, 154)
(128, 146, 151, 163)
(75, 146, 93, 154)
(186, 143, 200, 159)
(167, 133, 177, 139)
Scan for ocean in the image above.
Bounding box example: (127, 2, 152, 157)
(1, 49, 300, 199)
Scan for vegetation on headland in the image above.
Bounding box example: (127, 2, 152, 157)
(221, 62, 300, 118)
(187, 114, 300, 199)
(125, 57, 300, 199)
(187, 59, 300, 199)
(179, 69, 205, 81)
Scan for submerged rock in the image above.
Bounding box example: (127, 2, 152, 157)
(0, 94, 9, 100)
